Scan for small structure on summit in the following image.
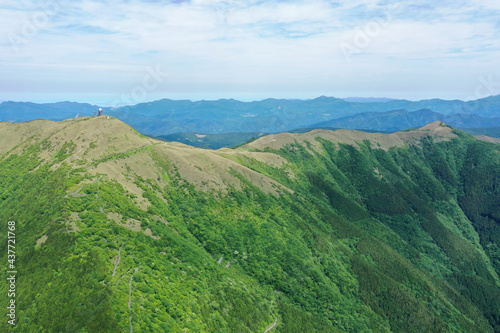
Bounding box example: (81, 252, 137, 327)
(93, 108, 103, 117)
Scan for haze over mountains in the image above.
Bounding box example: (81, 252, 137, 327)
(313, 108, 500, 132)
(1, 95, 499, 138)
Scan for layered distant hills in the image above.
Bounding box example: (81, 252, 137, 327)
(0, 117, 499, 332)
(0, 101, 98, 122)
(312, 108, 500, 132)
(1, 96, 500, 137)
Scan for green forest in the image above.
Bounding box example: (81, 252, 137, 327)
(0, 119, 499, 332)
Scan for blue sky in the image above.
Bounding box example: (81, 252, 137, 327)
(1, 0, 499, 106)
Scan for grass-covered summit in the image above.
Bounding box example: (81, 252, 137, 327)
(0, 116, 499, 332)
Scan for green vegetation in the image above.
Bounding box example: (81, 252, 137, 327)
(0, 119, 499, 332)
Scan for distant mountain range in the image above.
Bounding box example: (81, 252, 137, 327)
(1, 95, 499, 136)
(312, 108, 500, 132)
(341, 97, 396, 103)
(155, 132, 268, 150)
(460, 127, 500, 138)
(0, 101, 98, 122)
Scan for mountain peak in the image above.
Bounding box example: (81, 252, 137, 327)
(245, 122, 458, 152)
(419, 120, 452, 132)
(0, 116, 290, 196)
(0, 115, 150, 161)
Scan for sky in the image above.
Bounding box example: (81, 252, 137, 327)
(1, 0, 500, 106)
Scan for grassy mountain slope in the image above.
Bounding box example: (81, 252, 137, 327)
(0, 117, 499, 332)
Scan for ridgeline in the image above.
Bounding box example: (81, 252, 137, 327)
(0, 116, 499, 332)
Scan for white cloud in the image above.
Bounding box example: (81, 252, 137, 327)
(0, 0, 498, 102)
(472, 0, 500, 10)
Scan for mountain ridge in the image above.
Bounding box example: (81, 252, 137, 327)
(245, 120, 458, 151)
(1, 116, 499, 332)
(0, 116, 292, 196)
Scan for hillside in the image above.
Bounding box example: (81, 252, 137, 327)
(1, 117, 499, 332)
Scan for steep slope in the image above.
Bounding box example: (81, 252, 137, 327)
(1, 117, 499, 332)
